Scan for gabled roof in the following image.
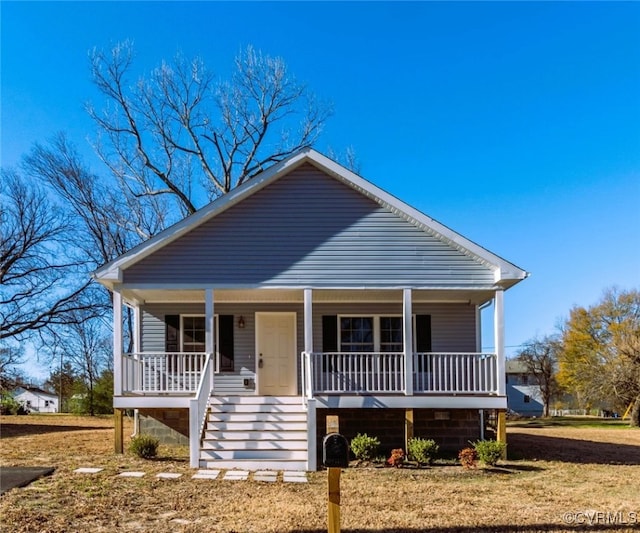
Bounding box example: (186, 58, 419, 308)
(14, 386, 57, 398)
(93, 148, 528, 289)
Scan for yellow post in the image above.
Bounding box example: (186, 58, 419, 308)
(326, 415, 341, 533)
(497, 410, 507, 460)
(405, 408, 414, 451)
(114, 408, 124, 454)
(328, 467, 341, 533)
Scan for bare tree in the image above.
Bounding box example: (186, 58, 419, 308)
(0, 171, 94, 340)
(49, 310, 111, 416)
(515, 335, 564, 417)
(22, 134, 147, 352)
(0, 344, 25, 392)
(87, 41, 331, 219)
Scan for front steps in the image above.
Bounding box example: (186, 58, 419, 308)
(200, 396, 308, 471)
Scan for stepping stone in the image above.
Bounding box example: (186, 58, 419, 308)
(283, 472, 307, 483)
(192, 470, 220, 480)
(74, 467, 103, 474)
(222, 470, 249, 481)
(118, 471, 145, 478)
(253, 470, 277, 482)
(156, 472, 183, 479)
(170, 519, 192, 525)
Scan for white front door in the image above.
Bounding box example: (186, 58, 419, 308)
(256, 312, 297, 396)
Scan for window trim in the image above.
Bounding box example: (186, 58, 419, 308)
(337, 314, 417, 352)
(180, 314, 218, 352)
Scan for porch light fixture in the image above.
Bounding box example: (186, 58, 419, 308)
(238, 316, 245, 329)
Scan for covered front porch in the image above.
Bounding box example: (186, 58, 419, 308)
(111, 287, 507, 469)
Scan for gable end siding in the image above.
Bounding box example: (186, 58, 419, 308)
(124, 164, 494, 287)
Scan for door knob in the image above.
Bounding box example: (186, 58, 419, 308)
(259, 358, 264, 368)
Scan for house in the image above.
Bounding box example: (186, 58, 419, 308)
(14, 386, 59, 413)
(93, 148, 528, 470)
(505, 360, 544, 417)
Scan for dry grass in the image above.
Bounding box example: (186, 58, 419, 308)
(1, 414, 639, 532)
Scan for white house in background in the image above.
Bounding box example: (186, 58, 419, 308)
(505, 359, 544, 417)
(14, 386, 59, 413)
(93, 148, 528, 471)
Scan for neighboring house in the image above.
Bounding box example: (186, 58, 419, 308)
(93, 148, 528, 471)
(505, 360, 544, 417)
(14, 386, 59, 413)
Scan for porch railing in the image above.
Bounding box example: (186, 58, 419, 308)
(302, 352, 498, 396)
(309, 352, 405, 394)
(121, 352, 216, 394)
(413, 352, 497, 394)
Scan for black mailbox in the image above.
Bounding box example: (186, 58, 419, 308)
(323, 433, 349, 468)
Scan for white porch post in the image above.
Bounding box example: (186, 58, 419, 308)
(205, 288, 215, 371)
(113, 290, 123, 396)
(133, 304, 142, 353)
(304, 289, 313, 354)
(494, 289, 505, 395)
(403, 288, 414, 396)
(303, 288, 317, 471)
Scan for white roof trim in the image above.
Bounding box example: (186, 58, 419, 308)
(93, 148, 528, 285)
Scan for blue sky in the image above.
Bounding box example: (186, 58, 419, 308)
(2, 2, 639, 379)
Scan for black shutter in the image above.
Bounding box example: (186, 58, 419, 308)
(218, 315, 234, 372)
(415, 315, 432, 372)
(322, 315, 338, 372)
(165, 315, 180, 352)
(322, 315, 338, 352)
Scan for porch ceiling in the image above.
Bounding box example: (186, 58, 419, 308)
(121, 287, 496, 306)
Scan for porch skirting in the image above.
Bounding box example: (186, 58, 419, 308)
(139, 408, 189, 446)
(315, 408, 483, 461)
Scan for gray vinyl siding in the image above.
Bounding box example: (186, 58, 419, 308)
(124, 164, 494, 288)
(312, 303, 477, 353)
(140, 302, 476, 395)
(141, 303, 304, 395)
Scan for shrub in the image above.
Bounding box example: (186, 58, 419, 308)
(129, 434, 159, 459)
(350, 433, 380, 461)
(0, 394, 28, 415)
(473, 439, 507, 466)
(387, 448, 405, 467)
(458, 447, 478, 469)
(407, 437, 439, 465)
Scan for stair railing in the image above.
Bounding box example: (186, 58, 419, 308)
(189, 352, 216, 468)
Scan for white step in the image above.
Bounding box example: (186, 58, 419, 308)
(206, 421, 307, 433)
(200, 449, 308, 461)
(207, 412, 307, 423)
(202, 439, 308, 451)
(209, 403, 304, 414)
(204, 430, 308, 440)
(200, 459, 307, 471)
(209, 395, 303, 405)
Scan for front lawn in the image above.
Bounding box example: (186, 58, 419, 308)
(1, 414, 638, 532)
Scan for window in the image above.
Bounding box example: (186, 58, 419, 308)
(45, 400, 50, 407)
(340, 317, 374, 352)
(380, 317, 403, 352)
(524, 395, 531, 403)
(181, 316, 206, 352)
(339, 316, 403, 352)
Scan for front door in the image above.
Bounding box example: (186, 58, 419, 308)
(256, 312, 297, 395)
